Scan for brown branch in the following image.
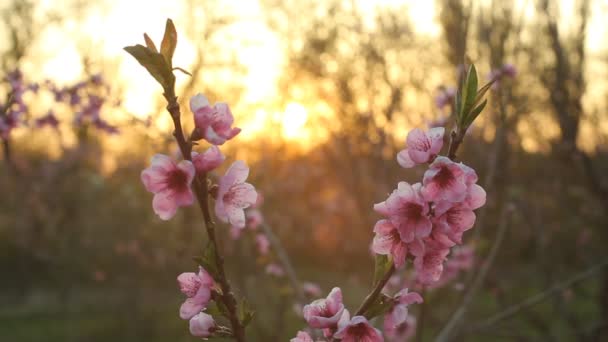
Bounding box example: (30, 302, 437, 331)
(163, 90, 246, 342)
(463, 259, 608, 336)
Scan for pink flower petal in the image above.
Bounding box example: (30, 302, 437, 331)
(397, 149, 415, 168)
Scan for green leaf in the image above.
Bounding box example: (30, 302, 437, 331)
(473, 79, 494, 108)
(124, 44, 175, 91)
(454, 88, 463, 124)
(463, 99, 487, 128)
(373, 254, 392, 286)
(460, 64, 478, 120)
(193, 241, 220, 280)
(238, 299, 255, 327)
(364, 293, 395, 319)
(205, 302, 224, 317)
(160, 19, 177, 68)
(143, 33, 158, 53)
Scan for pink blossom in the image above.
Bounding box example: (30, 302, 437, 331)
(177, 267, 214, 320)
(397, 127, 444, 168)
(421, 157, 467, 203)
(255, 233, 270, 255)
(372, 219, 407, 268)
(334, 314, 384, 342)
(265, 263, 284, 277)
(432, 245, 474, 289)
(189, 312, 216, 338)
(302, 282, 322, 297)
(215, 160, 258, 229)
(385, 315, 416, 342)
(141, 154, 195, 220)
(384, 289, 423, 329)
(191, 146, 225, 173)
(190, 93, 241, 145)
(374, 182, 432, 243)
(290, 331, 314, 342)
(458, 163, 486, 209)
(432, 202, 476, 245)
(410, 238, 450, 285)
(303, 287, 345, 329)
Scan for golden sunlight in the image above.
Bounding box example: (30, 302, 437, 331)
(280, 102, 308, 139)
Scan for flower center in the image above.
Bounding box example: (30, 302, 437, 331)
(400, 203, 423, 221)
(167, 169, 188, 192)
(434, 166, 454, 188)
(349, 323, 371, 337)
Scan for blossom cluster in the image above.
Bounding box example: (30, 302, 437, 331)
(293, 287, 422, 342)
(0, 69, 39, 139)
(47, 74, 120, 134)
(177, 267, 218, 338)
(0, 69, 122, 142)
(373, 126, 486, 285)
(140, 93, 259, 338)
(141, 93, 257, 224)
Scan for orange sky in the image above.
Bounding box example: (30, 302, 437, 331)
(3, 0, 608, 153)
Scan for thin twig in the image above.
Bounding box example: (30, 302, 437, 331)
(260, 223, 306, 303)
(435, 205, 512, 341)
(463, 259, 608, 335)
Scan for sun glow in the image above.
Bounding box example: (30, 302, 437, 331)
(280, 102, 308, 139)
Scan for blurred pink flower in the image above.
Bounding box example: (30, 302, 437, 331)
(385, 315, 416, 342)
(397, 127, 445, 168)
(189, 312, 216, 338)
(384, 289, 423, 330)
(290, 331, 313, 342)
(191, 146, 225, 173)
(141, 154, 195, 220)
(190, 93, 241, 145)
(215, 161, 258, 229)
(303, 287, 345, 329)
(334, 313, 384, 342)
(421, 157, 467, 203)
(431, 245, 475, 289)
(265, 263, 285, 277)
(374, 182, 432, 243)
(372, 219, 407, 268)
(177, 267, 214, 320)
(302, 282, 322, 297)
(255, 233, 270, 255)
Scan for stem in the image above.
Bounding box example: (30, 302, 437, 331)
(447, 128, 466, 161)
(163, 92, 246, 342)
(354, 264, 396, 316)
(463, 259, 608, 336)
(260, 223, 306, 303)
